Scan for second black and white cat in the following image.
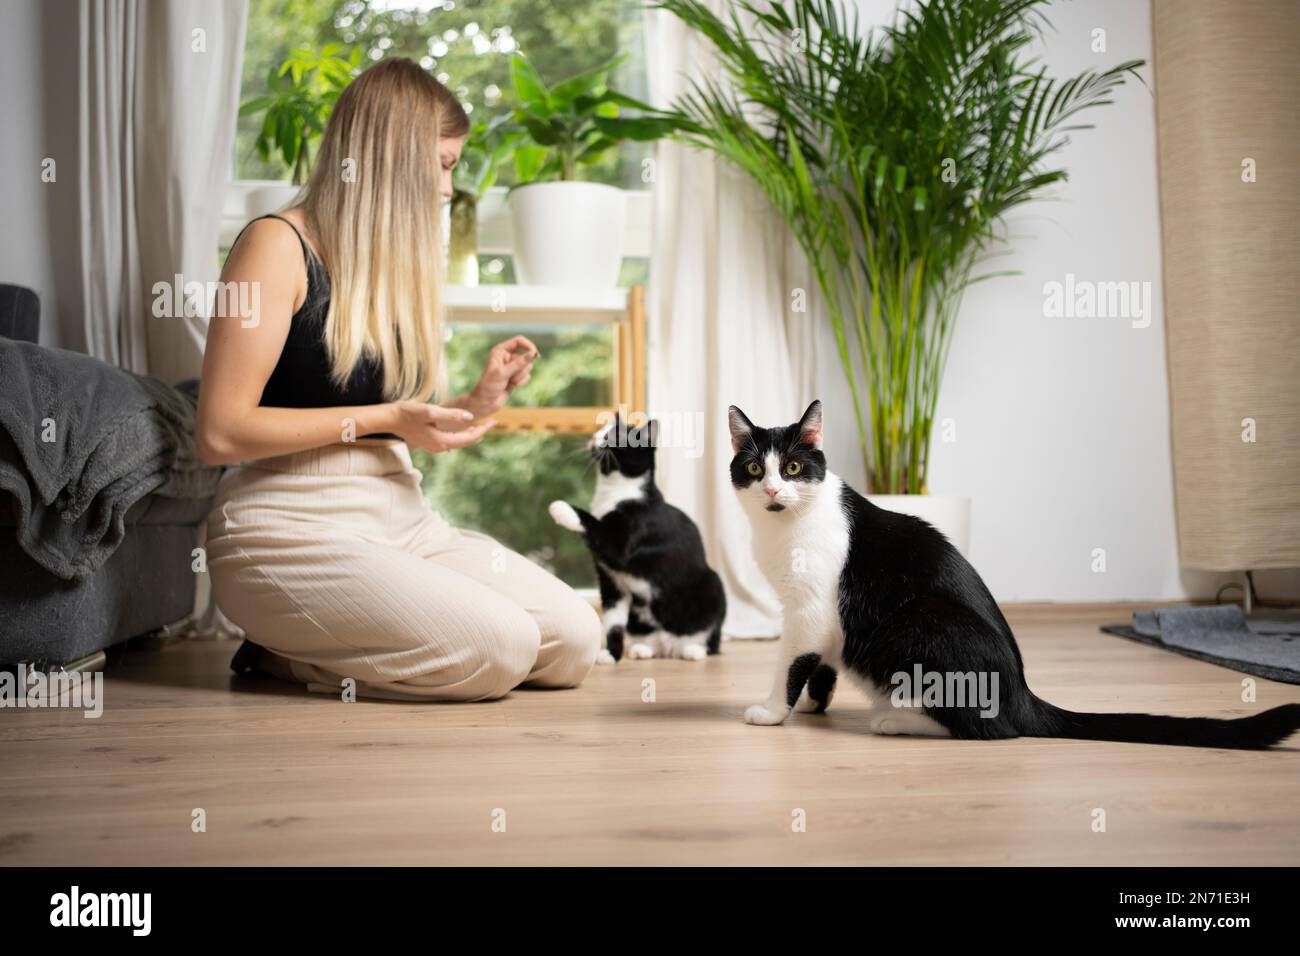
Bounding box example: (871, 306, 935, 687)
(549, 415, 725, 663)
(729, 400, 1300, 749)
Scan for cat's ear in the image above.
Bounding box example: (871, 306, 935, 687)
(728, 405, 755, 454)
(798, 400, 823, 449)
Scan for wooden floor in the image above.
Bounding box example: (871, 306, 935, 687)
(3, 604, 1298, 866)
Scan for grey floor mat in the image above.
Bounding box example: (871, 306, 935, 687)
(1102, 605, 1300, 685)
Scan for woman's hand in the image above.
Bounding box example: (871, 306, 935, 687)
(464, 335, 540, 417)
(389, 401, 496, 454)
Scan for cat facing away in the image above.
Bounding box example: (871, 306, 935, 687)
(549, 415, 726, 663)
(728, 400, 1300, 748)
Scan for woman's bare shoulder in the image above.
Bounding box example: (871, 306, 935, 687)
(229, 215, 308, 265)
(220, 215, 312, 314)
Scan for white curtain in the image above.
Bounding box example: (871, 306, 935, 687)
(644, 3, 823, 639)
(78, 0, 248, 382)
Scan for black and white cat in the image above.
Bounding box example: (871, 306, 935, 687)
(549, 415, 726, 663)
(728, 400, 1300, 748)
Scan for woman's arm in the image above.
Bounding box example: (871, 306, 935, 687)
(196, 219, 493, 466)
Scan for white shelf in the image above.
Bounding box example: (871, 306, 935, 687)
(444, 285, 629, 324)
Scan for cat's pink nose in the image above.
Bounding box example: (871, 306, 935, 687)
(764, 486, 780, 499)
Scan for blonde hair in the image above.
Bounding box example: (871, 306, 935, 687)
(301, 58, 469, 401)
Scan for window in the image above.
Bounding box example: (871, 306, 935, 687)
(236, 0, 651, 189)
(235, 1, 654, 589)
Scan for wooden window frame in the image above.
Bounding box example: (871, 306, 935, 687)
(445, 285, 646, 435)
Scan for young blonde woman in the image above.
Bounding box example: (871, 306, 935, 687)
(198, 58, 600, 701)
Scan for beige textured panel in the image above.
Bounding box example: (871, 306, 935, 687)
(1153, 0, 1300, 570)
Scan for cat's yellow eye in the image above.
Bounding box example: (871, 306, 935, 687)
(746, 461, 762, 477)
(785, 460, 802, 476)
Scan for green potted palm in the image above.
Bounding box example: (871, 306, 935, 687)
(657, 0, 1143, 552)
(506, 53, 678, 286)
(239, 44, 360, 216)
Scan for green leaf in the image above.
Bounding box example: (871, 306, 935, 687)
(592, 116, 678, 142)
(513, 144, 547, 184)
(510, 55, 551, 111)
(515, 111, 562, 146)
(550, 53, 625, 106)
(595, 90, 659, 113)
(576, 136, 618, 163)
(280, 124, 298, 168)
(239, 96, 273, 116)
(873, 154, 889, 192)
(576, 94, 620, 119)
(786, 126, 815, 206)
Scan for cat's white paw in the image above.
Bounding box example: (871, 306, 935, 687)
(744, 703, 787, 726)
(595, 649, 616, 665)
(548, 500, 583, 533)
(627, 643, 655, 660)
(676, 643, 707, 661)
(868, 712, 902, 735)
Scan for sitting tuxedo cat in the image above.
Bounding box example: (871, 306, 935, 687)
(549, 415, 725, 663)
(728, 400, 1300, 748)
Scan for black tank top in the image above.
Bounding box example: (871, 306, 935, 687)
(240, 214, 397, 439)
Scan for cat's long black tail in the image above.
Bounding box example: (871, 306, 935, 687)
(1023, 698, 1300, 749)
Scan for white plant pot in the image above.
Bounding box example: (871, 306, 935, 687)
(245, 184, 303, 219)
(867, 494, 972, 557)
(508, 182, 627, 287)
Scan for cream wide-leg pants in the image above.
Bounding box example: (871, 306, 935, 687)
(205, 443, 600, 701)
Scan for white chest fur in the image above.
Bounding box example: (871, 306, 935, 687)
(747, 472, 850, 653)
(591, 471, 648, 518)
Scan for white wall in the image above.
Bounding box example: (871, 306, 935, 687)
(813, 0, 1294, 602)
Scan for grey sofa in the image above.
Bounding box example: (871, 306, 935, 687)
(0, 284, 215, 667)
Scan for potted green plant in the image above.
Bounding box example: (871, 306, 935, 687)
(239, 44, 361, 216)
(658, 0, 1143, 552)
(448, 115, 522, 286)
(506, 53, 678, 286)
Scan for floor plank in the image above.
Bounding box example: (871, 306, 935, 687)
(2, 605, 1298, 866)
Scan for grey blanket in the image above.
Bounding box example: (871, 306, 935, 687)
(0, 340, 221, 580)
